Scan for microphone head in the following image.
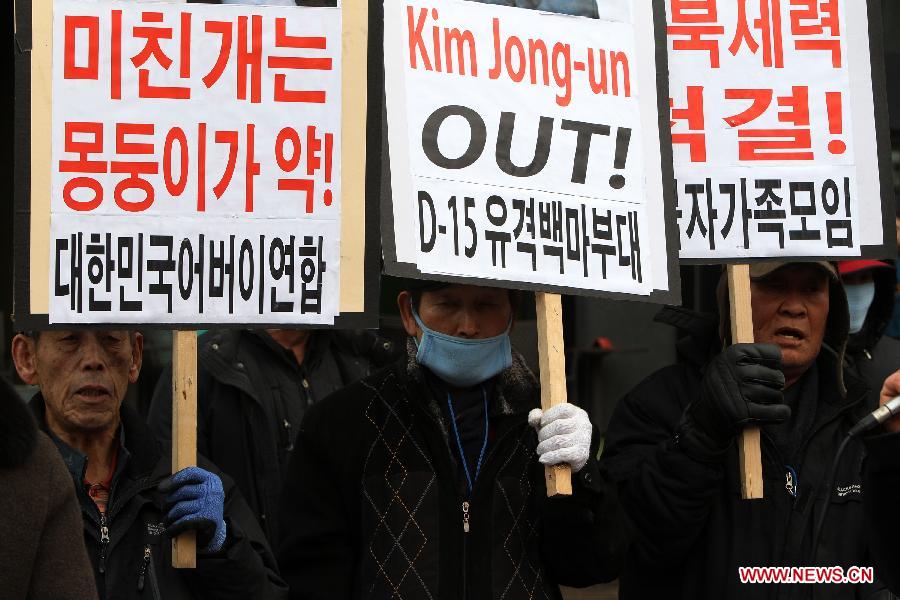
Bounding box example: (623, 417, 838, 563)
(885, 396, 900, 418)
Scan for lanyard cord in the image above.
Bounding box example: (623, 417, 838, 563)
(446, 388, 490, 496)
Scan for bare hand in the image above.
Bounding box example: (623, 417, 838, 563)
(881, 371, 900, 434)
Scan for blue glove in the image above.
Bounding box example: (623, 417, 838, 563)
(158, 467, 227, 554)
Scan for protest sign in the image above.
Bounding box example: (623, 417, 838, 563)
(668, 0, 894, 261)
(382, 0, 680, 303)
(665, 0, 895, 499)
(382, 0, 678, 496)
(14, 0, 380, 329)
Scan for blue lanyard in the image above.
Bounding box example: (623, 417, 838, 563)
(446, 388, 490, 496)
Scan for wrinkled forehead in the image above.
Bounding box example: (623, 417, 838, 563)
(31, 329, 136, 346)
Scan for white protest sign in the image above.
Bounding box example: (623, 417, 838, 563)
(49, 0, 341, 324)
(667, 0, 893, 260)
(384, 0, 678, 299)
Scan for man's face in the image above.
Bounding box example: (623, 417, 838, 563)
(398, 285, 512, 340)
(12, 331, 143, 436)
(750, 265, 830, 383)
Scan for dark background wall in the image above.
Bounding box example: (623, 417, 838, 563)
(2, 4, 14, 377)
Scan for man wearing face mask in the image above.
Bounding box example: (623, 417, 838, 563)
(277, 281, 624, 600)
(839, 260, 900, 394)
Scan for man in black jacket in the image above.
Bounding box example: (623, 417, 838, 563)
(12, 329, 288, 600)
(603, 261, 897, 599)
(148, 329, 398, 546)
(277, 282, 624, 599)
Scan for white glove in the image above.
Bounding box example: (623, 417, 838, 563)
(528, 404, 593, 473)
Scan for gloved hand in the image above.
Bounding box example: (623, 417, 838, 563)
(158, 466, 227, 554)
(679, 343, 789, 461)
(528, 403, 593, 473)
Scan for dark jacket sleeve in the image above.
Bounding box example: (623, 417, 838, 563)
(185, 463, 289, 599)
(539, 431, 625, 587)
(601, 366, 725, 568)
(28, 435, 99, 600)
(277, 403, 356, 600)
(863, 430, 900, 594)
(147, 364, 212, 460)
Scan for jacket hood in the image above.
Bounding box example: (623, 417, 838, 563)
(845, 261, 895, 357)
(28, 394, 163, 477)
(0, 378, 37, 468)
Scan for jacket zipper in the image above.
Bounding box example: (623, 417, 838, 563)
(147, 546, 163, 600)
(98, 513, 110, 574)
(137, 545, 151, 591)
(458, 423, 523, 600)
(408, 385, 527, 600)
(462, 501, 468, 599)
(283, 418, 294, 452)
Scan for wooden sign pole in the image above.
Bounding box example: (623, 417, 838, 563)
(727, 265, 763, 500)
(171, 330, 198, 568)
(535, 292, 573, 497)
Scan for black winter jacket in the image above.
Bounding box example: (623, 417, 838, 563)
(30, 395, 288, 600)
(863, 429, 900, 596)
(148, 329, 397, 545)
(603, 308, 892, 600)
(277, 346, 624, 599)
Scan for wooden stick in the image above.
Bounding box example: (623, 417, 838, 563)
(535, 292, 573, 497)
(727, 265, 763, 500)
(171, 330, 198, 568)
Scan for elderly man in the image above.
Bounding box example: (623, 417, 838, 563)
(277, 282, 624, 600)
(11, 330, 287, 600)
(603, 261, 897, 599)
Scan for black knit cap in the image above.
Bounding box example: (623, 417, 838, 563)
(400, 278, 520, 312)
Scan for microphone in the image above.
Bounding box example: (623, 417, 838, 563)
(848, 396, 900, 437)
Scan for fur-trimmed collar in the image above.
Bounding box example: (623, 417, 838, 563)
(0, 381, 37, 469)
(403, 337, 540, 424)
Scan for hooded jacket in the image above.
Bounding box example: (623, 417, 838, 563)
(29, 395, 288, 600)
(148, 329, 398, 546)
(277, 343, 624, 599)
(0, 381, 98, 600)
(602, 269, 896, 599)
(844, 263, 900, 395)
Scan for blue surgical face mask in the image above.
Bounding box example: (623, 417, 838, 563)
(845, 281, 876, 334)
(411, 304, 512, 388)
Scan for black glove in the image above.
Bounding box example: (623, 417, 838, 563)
(677, 343, 790, 462)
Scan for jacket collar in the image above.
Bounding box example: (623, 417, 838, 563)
(810, 347, 870, 422)
(402, 337, 540, 419)
(29, 393, 162, 479)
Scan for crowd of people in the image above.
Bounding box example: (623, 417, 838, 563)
(5, 1, 900, 599)
(2, 256, 900, 599)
